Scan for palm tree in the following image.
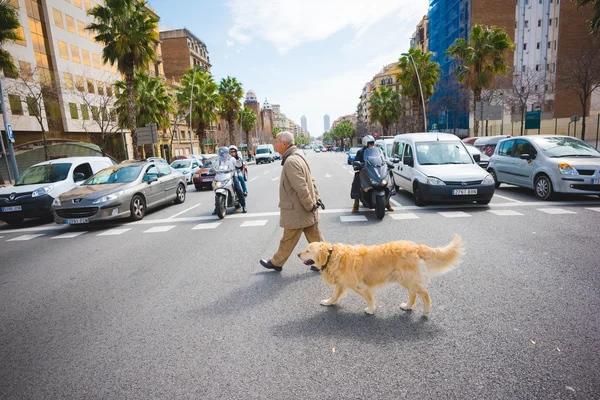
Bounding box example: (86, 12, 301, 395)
(115, 72, 172, 130)
(447, 24, 514, 136)
(87, 0, 159, 158)
(238, 107, 257, 153)
(369, 86, 403, 137)
(218, 76, 244, 146)
(397, 48, 441, 132)
(0, 0, 21, 76)
(176, 68, 219, 154)
(272, 126, 282, 139)
(577, 0, 600, 34)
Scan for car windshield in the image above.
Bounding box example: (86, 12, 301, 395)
(15, 163, 72, 186)
(532, 137, 600, 157)
(256, 148, 268, 154)
(386, 143, 393, 157)
(203, 157, 218, 168)
(84, 165, 143, 185)
(171, 160, 191, 169)
(363, 147, 385, 166)
(416, 142, 472, 165)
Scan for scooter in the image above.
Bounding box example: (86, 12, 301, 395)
(353, 147, 393, 220)
(212, 166, 241, 219)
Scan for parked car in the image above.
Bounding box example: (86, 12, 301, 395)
(314, 148, 321, 153)
(321, 147, 328, 152)
(256, 144, 275, 164)
(375, 138, 394, 159)
(192, 156, 248, 190)
(52, 162, 186, 224)
(462, 137, 479, 145)
(274, 152, 282, 160)
(465, 144, 490, 169)
(487, 135, 600, 200)
(145, 157, 168, 164)
(170, 158, 201, 184)
(0, 157, 113, 226)
(473, 135, 511, 157)
(347, 147, 360, 164)
(390, 133, 495, 206)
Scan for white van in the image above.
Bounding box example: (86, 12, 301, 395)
(390, 133, 495, 206)
(255, 144, 275, 164)
(0, 157, 113, 226)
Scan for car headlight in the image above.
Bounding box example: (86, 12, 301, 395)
(32, 185, 53, 197)
(426, 177, 445, 185)
(93, 191, 124, 204)
(52, 197, 61, 207)
(558, 162, 578, 175)
(482, 174, 495, 185)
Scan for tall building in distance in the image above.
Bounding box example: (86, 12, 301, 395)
(324, 114, 330, 132)
(410, 15, 429, 52)
(160, 28, 211, 82)
(301, 115, 307, 133)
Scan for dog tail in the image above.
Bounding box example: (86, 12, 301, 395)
(417, 235, 463, 276)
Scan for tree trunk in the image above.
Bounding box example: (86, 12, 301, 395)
(245, 130, 252, 155)
(581, 97, 587, 141)
(228, 115, 236, 146)
(521, 108, 525, 136)
(485, 119, 489, 136)
(125, 68, 138, 159)
(41, 127, 49, 160)
(473, 88, 481, 137)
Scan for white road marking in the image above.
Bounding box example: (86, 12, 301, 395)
(340, 215, 367, 222)
(52, 231, 88, 239)
(192, 222, 221, 230)
(248, 177, 260, 182)
(144, 225, 176, 233)
(390, 213, 419, 220)
(493, 194, 523, 203)
(97, 228, 131, 236)
(487, 210, 524, 216)
(7, 234, 44, 241)
(0, 236, 3, 239)
(167, 203, 201, 219)
(324, 173, 333, 178)
(0, 225, 68, 234)
(586, 207, 600, 213)
(240, 219, 268, 227)
(271, 177, 278, 181)
(537, 208, 577, 215)
(128, 215, 219, 225)
(438, 211, 472, 218)
(390, 198, 402, 207)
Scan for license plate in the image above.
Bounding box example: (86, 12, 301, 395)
(1, 206, 22, 212)
(592, 178, 600, 184)
(202, 178, 213, 182)
(452, 189, 477, 195)
(66, 218, 89, 224)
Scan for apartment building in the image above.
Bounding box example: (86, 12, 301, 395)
(160, 28, 211, 82)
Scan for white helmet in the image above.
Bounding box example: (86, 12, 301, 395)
(228, 145, 238, 152)
(362, 135, 375, 147)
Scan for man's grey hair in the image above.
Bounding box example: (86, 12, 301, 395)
(277, 131, 295, 145)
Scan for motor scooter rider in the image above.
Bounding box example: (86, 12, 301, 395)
(229, 145, 247, 196)
(351, 135, 394, 213)
(212, 146, 247, 214)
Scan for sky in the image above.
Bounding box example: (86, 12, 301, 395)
(147, 0, 429, 136)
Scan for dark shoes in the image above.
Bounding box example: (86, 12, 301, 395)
(260, 259, 282, 272)
(242, 206, 247, 213)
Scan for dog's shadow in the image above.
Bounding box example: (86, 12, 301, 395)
(270, 306, 443, 343)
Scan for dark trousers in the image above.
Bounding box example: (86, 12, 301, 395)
(233, 176, 246, 206)
(351, 172, 361, 199)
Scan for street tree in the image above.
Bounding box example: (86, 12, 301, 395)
(369, 86, 402, 137)
(447, 24, 514, 136)
(87, 0, 159, 159)
(577, 0, 600, 34)
(238, 106, 257, 153)
(331, 120, 355, 149)
(272, 126, 282, 139)
(218, 76, 244, 146)
(507, 68, 546, 136)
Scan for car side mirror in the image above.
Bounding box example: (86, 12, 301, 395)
(391, 157, 400, 164)
(352, 161, 363, 171)
(143, 175, 158, 184)
(473, 154, 481, 163)
(520, 154, 531, 160)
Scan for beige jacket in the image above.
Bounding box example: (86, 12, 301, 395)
(278, 146, 320, 229)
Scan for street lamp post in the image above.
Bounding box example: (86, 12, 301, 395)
(402, 52, 428, 132)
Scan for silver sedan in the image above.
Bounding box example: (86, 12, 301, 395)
(52, 162, 187, 224)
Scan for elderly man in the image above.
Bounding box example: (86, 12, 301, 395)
(260, 131, 324, 272)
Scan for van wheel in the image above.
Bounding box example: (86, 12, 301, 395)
(130, 195, 146, 221)
(534, 174, 553, 200)
(413, 183, 425, 207)
(489, 169, 501, 188)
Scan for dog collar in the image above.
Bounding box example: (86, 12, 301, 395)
(321, 247, 334, 271)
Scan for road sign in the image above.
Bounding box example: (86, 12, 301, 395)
(137, 123, 158, 145)
(6, 123, 14, 143)
(525, 111, 541, 130)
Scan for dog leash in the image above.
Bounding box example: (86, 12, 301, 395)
(321, 247, 334, 271)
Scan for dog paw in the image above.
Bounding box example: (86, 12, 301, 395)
(399, 303, 413, 311)
(320, 299, 334, 306)
(364, 307, 375, 315)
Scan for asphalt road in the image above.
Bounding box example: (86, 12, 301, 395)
(1, 151, 600, 399)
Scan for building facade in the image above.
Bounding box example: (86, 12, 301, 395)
(159, 28, 210, 83)
(410, 15, 429, 52)
(323, 114, 330, 132)
(300, 115, 307, 133)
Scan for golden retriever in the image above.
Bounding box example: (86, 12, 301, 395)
(298, 235, 463, 316)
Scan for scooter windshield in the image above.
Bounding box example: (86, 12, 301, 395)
(363, 147, 385, 167)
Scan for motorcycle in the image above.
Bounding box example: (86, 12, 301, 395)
(212, 165, 241, 219)
(353, 146, 394, 220)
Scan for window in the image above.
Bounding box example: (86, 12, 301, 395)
(64, 72, 74, 89)
(81, 104, 89, 120)
(19, 61, 32, 81)
(522, 65, 525, 72)
(97, 81, 104, 95)
(536, 42, 540, 49)
(77, 21, 87, 38)
(546, 63, 550, 71)
(87, 78, 95, 93)
(535, 64, 539, 71)
(92, 53, 100, 69)
(82, 49, 91, 66)
(524, 20, 529, 28)
(69, 103, 79, 119)
(2, 66, 17, 78)
(58, 40, 69, 59)
(66, 15, 75, 33)
(545, 84, 549, 91)
(74, 0, 82, 8)
(89, 30, 95, 42)
(90, 106, 99, 120)
(538, 19, 541, 27)
(73, 163, 93, 181)
(84, 0, 92, 11)
(525, 0, 528, 4)
(106, 85, 113, 97)
(15, 26, 25, 46)
(547, 41, 551, 49)
(53, 8, 63, 28)
(8, 95, 23, 115)
(75, 75, 84, 91)
(403, 144, 413, 165)
(538, 0, 542, 3)
(71, 45, 80, 63)
(26, 97, 38, 116)
(498, 140, 515, 156)
(554, 41, 557, 50)
(534, 85, 538, 91)
(157, 165, 172, 176)
(523, 43, 527, 50)
(555, 18, 559, 27)
(514, 139, 536, 158)
(103, 62, 110, 72)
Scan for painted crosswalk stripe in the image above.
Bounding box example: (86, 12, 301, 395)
(240, 220, 268, 227)
(52, 231, 88, 239)
(438, 211, 472, 218)
(144, 225, 176, 233)
(192, 222, 221, 230)
(389, 198, 402, 207)
(390, 213, 419, 220)
(537, 208, 576, 215)
(586, 207, 600, 213)
(487, 210, 524, 216)
(7, 234, 45, 241)
(340, 215, 368, 222)
(97, 228, 131, 236)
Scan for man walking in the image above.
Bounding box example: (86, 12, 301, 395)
(260, 131, 324, 272)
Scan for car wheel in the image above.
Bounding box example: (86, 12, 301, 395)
(534, 174, 553, 200)
(194, 183, 202, 191)
(489, 169, 501, 188)
(413, 183, 425, 207)
(174, 183, 186, 204)
(4, 217, 24, 227)
(130, 194, 146, 221)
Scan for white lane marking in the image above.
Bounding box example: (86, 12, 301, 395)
(97, 228, 131, 236)
(52, 231, 88, 239)
(7, 234, 45, 241)
(240, 219, 268, 227)
(128, 215, 219, 225)
(487, 210, 524, 216)
(586, 207, 600, 212)
(192, 222, 221, 230)
(390, 213, 419, 220)
(324, 173, 333, 178)
(537, 208, 577, 215)
(346, 169, 354, 175)
(390, 198, 402, 207)
(271, 177, 278, 181)
(0, 236, 3, 239)
(167, 203, 201, 219)
(340, 215, 367, 222)
(438, 211, 472, 218)
(493, 194, 523, 203)
(263, 170, 271, 175)
(248, 177, 260, 182)
(0, 225, 68, 234)
(144, 225, 176, 233)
